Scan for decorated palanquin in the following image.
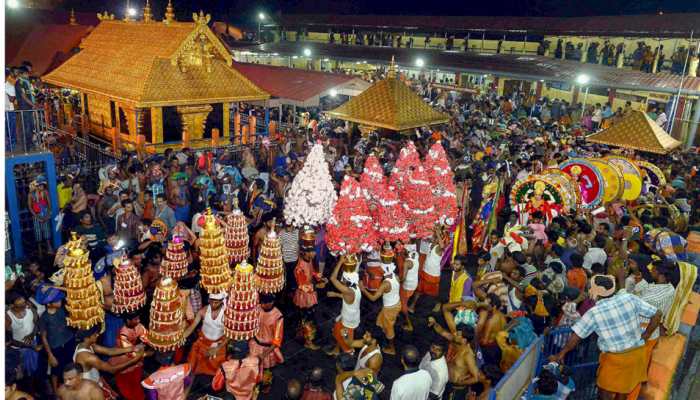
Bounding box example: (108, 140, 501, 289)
(326, 57, 449, 134)
(42, 4, 268, 152)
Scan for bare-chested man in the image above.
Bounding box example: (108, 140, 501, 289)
(476, 294, 507, 367)
(427, 301, 481, 400)
(57, 363, 104, 400)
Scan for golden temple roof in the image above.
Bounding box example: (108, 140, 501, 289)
(43, 16, 268, 107)
(326, 71, 449, 131)
(587, 110, 682, 154)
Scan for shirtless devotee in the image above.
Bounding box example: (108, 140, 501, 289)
(73, 325, 145, 400)
(428, 302, 481, 399)
(57, 363, 105, 400)
(347, 325, 384, 375)
(476, 294, 507, 367)
(327, 256, 361, 355)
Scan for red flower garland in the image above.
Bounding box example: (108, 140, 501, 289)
(424, 142, 458, 225)
(326, 176, 380, 255)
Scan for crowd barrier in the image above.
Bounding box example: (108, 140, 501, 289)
(488, 337, 543, 400)
(493, 291, 700, 400)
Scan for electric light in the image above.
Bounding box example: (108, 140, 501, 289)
(576, 74, 590, 85)
(329, 89, 338, 97)
(8, 0, 19, 8)
(415, 58, 425, 67)
(303, 48, 312, 57)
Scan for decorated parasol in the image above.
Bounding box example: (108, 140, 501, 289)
(635, 160, 666, 194)
(604, 156, 643, 201)
(559, 159, 605, 209)
(541, 168, 581, 211)
(589, 159, 624, 204)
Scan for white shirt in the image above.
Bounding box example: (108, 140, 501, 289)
(5, 81, 16, 111)
(402, 251, 420, 291)
(419, 353, 448, 397)
(656, 112, 668, 129)
(582, 247, 607, 271)
(423, 246, 442, 277)
(382, 274, 400, 308)
(339, 285, 361, 329)
(202, 305, 225, 341)
(390, 369, 432, 400)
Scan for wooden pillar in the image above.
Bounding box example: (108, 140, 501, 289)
(249, 115, 257, 143)
(182, 123, 190, 148)
(151, 107, 163, 144)
(535, 80, 543, 98)
(211, 128, 220, 147)
(234, 111, 241, 144)
(572, 86, 580, 105)
(241, 125, 249, 145)
(110, 127, 121, 154)
(222, 103, 230, 143)
(608, 88, 616, 106)
(269, 121, 277, 139)
(671, 97, 686, 140)
(136, 134, 146, 158)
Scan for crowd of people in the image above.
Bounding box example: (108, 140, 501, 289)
(5, 76, 700, 400)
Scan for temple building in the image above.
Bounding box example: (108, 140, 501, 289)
(42, 3, 269, 151)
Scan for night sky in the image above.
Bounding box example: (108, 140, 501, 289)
(60, 0, 700, 25)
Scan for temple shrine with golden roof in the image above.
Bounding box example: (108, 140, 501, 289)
(42, 1, 269, 151)
(326, 57, 449, 134)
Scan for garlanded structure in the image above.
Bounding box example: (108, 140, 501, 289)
(255, 224, 285, 294)
(284, 142, 337, 227)
(389, 141, 420, 190)
(327, 176, 380, 255)
(147, 277, 185, 351)
(199, 210, 233, 294)
(424, 142, 458, 225)
(42, 5, 268, 150)
(399, 164, 437, 239)
(224, 261, 261, 341)
(326, 58, 449, 133)
(112, 256, 146, 314)
(63, 233, 105, 330)
(160, 235, 188, 280)
(225, 207, 249, 265)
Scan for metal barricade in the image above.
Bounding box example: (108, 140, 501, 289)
(5, 109, 49, 154)
(529, 327, 600, 400)
(489, 337, 544, 400)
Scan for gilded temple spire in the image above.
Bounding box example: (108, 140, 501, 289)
(69, 9, 77, 25)
(143, 0, 152, 22)
(387, 56, 397, 79)
(97, 11, 115, 21)
(164, 0, 175, 24)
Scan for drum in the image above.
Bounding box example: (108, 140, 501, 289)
(605, 156, 642, 201)
(589, 159, 624, 203)
(363, 262, 384, 292)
